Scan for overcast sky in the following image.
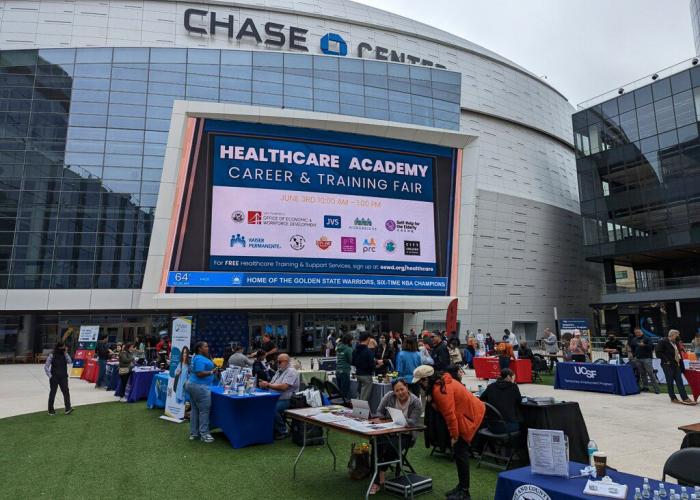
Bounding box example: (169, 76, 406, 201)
(354, 0, 695, 106)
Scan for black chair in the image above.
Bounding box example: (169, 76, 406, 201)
(477, 402, 522, 471)
(308, 376, 326, 394)
(324, 380, 349, 406)
(681, 432, 700, 449)
(391, 435, 417, 476)
(531, 354, 548, 383)
(663, 448, 700, 486)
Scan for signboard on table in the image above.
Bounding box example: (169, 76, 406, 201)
(70, 325, 100, 377)
(162, 316, 193, 423)
(165, 120, 460, 296)
(558, 319, 590, 337)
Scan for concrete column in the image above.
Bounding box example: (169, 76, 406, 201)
(291, 313, 303, 354)
(15, 314, 36, 357)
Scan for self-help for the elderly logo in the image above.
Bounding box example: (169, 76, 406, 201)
(574, 366, 597, 379)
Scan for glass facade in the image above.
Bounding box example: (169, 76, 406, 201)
(0, 47, 461, 290)
(573, 67, 700, 265)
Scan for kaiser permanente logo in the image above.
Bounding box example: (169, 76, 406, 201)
(230, 234, 281, 249)
(183, 9, 446, 68)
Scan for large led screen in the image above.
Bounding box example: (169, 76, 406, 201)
(165, 119, 459, 295)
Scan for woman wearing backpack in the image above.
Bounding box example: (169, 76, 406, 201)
(44, 341, 73, 416)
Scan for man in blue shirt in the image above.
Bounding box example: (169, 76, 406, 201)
(260, 353, 299, 439)
(187, 342, 217, 442)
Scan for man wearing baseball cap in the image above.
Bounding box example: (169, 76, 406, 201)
(413, 365, 485, 500)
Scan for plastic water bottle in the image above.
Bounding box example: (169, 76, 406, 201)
(587, 440, 598, 466)
(659, 483, 668, 498)
(635, 488, 642, 500)
(643, 483, 651, 499)
(681, 487, 689, 500)
(653, 491, 660, 500)
(669, 489, 676, 499)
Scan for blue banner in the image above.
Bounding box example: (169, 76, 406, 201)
(209, 255, 436, 275)
(168, 271, 447, 292)
(212, 135, 434, 202)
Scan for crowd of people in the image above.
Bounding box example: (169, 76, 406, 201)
(42, 323, 700, 499)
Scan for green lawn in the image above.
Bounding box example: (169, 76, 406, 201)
(0, 402, 498, 500)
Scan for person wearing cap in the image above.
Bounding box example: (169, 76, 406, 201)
(655, 330, 696, 405)
(413, 365, 485, 500)
(228, 343, 253, 368)
(569, 330, 586, 363)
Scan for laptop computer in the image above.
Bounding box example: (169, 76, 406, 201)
(351, 399, 370, 420)
(387, 407, 407, 427)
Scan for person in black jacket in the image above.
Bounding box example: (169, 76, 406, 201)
(479, 368, 522, 433)
(44, 341, 73, 416)
(374, 333, 394, 376)
(252, 350, 271, 385)
(655, 330, 695, 405)
(352, 332, 379, 400)
(431, 332, 451, 372)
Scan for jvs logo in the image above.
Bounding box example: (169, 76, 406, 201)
(324, 215, 341, 228)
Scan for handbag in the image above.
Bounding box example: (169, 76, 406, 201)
(347, 442, 371, 480)
(118, 367, 130, 375)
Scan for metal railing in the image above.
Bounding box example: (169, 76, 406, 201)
(577, 56, 700, 110)
(605, 275, 700, 294)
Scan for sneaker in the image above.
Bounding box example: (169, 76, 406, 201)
(48, 411, 56, 416)
(682, 399, 697, 406)
(446, 490, 471, 500)
(64, 408, 73, 415)
(119, 397, 126, 403)
(445, 485, 462, 497)
(188, 434, 200, 441)
(201, 434, 215, 443)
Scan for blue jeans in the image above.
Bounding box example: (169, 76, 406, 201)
(96, 359, 107, 387)
(186, 383, 212, 437)
(336, 371, 351, 401)
(275, 398, 290, 436)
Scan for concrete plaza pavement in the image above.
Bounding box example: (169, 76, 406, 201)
(1, 361, 698, 481)
(0, 363, 115, 419)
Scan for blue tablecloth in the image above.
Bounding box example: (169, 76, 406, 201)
(105, 363, 119, 390)
(495, 462, 664, 500)
(115, 369, 160, 403)
(209, 386, 280, 449)
(554, 362, 639, 395)
(147, 372, 169, 409)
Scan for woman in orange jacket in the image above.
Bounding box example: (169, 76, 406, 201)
(414, 365, 485, 500)
(495, 335, 515, 370)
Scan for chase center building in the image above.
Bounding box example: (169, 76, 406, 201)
(0, 0, 599, 356)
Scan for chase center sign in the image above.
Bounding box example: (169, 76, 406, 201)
(184, 8, 447, 68)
